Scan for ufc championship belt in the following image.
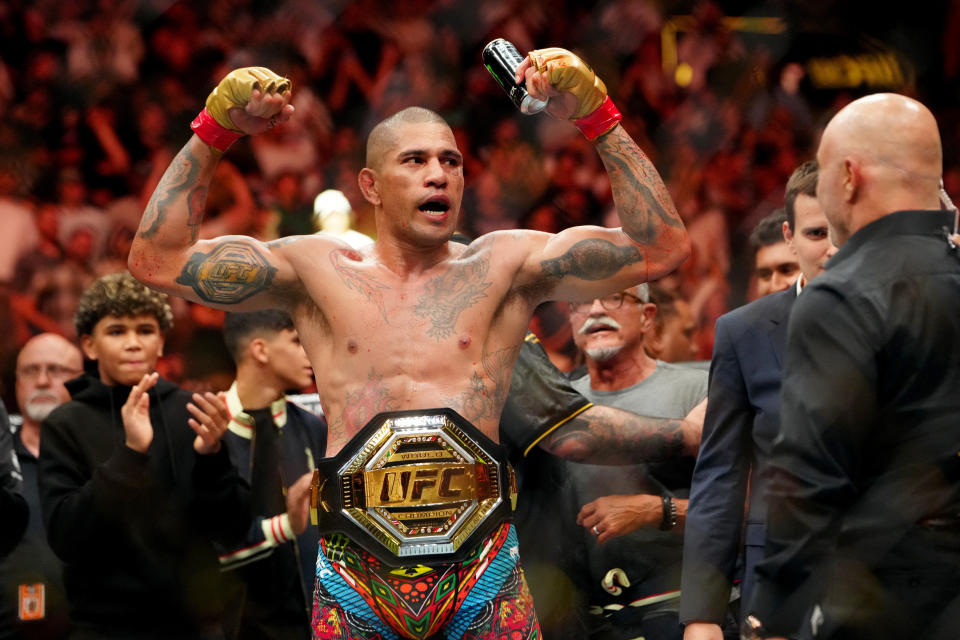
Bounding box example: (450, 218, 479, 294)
(310, 409, 517, 566)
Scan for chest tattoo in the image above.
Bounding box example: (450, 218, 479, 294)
(331, 249, 391, 322)
(415, 256, 492, 339)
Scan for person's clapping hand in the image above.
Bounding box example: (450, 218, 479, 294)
(121, 372, 159, 453)
(188, 391, 230, 455)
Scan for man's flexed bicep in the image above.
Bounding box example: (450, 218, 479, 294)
(129, 66, 298, 310)
(132, 231, 301, 311)
(518, 225, 656, 304)
(513, 47, 690, 288)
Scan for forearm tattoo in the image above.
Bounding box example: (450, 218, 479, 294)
(544, 409, 686, 464)
(175, 241, 277, 304)
(138, 147, 208, 242)
(415, 256, 492, 339)
(540, 239, 643, 280)
(331, 249, 390, 322)
(596, 127, 682, 244)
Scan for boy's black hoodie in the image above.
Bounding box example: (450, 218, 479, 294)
(38, 373, 250, 638)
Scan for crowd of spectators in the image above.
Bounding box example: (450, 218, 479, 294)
(0, 0, 957, 408)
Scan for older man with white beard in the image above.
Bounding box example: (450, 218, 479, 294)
(0, 333, 82, 638)
(562, 284, 708, 640)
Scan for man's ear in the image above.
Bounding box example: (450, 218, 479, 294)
(249, 337, 269, 365)
(782, 220, 797, 254)
(358, 168, 381, 206)
(80, 334, 97, 361)
(640, 303, 658, 333)
(843, 157, 861, 203)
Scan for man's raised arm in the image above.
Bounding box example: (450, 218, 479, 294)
(128, 67, 298, 310)
(511, 48, 690, 304)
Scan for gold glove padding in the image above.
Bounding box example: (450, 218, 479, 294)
(205, 67, 291, 132)
(528, 48, 607, 119)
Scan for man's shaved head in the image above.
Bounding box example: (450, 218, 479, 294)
(822, 93, 942, 185)
(817, 93, 943, 245)
(365, 107, 450, 170)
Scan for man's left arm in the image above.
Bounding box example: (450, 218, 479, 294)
(747, 286, 879, 637)
(511, 49, 690, 303)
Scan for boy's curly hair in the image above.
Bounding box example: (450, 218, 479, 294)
(74, 271, 174, 337)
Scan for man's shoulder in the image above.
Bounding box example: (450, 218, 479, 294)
(719, 287, 794, 331)
(653, 360, 708, 398)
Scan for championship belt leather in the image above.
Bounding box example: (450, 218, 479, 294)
(310, 409, 518, 566)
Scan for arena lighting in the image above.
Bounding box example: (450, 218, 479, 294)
(661, 15, 787, 80)
(661, 15, 907, 90)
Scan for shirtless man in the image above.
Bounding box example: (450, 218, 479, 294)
(129, 50, 689, 640)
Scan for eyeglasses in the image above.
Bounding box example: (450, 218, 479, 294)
(568, 292, 643, 314)
(17, 364, 82, 381)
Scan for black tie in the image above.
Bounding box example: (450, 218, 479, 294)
(248, 408, 285, 515)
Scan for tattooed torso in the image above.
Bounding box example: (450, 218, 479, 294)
(283, 236, 533, 456)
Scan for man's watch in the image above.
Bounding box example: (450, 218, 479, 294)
(660, 495, 678, 531)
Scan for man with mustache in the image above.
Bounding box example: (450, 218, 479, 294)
(0, 333, 82, 638)
(564, 284, 708, 640)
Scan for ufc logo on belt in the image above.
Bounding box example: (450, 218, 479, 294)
(365, 464, 480, 506)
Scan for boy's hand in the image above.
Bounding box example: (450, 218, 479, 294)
(121, 372, 159, 453)
(188, 391, 231, 455)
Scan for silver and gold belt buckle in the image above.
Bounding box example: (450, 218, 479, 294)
(312, 409, 516, 566)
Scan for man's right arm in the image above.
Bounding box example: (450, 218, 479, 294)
(128, 69, 300, 311)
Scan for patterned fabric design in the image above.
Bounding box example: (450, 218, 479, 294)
(456, 563, 541, 640)
(312, 524, 540, 640)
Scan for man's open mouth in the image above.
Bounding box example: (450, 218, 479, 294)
(418, 197, 450, 213)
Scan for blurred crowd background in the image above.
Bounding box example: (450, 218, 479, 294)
(0, 0, 957, 409)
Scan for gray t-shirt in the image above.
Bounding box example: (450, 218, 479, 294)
(570, 360, 707, 419)
(565, 361, 707, 611)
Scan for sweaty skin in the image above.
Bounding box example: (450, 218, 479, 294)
(129, 71, 690, 457)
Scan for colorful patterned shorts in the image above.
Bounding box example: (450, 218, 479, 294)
(311, 522, 541, 640)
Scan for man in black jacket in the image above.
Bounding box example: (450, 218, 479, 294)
(38, 272, 250, 639)
(746, 94, 960, 639)
(218, 310, 327, 640)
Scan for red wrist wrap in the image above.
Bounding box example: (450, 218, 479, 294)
(574, 96, 622, 140)
(190, 108, 243, 152)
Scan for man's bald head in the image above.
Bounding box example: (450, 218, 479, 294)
(817, 93, 943, 244)
(365, 107, 450, 170)
(823, 93, 942, 183)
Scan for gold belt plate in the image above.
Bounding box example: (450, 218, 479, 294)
(313, 410, 513, 562)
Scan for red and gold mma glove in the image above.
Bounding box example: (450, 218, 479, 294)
(527, 47, 622, 140)
(191, 66, 291, 152)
